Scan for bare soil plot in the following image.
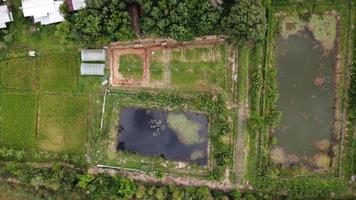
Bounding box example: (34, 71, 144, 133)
(38, 95, 88, 154)
(0, 57, 37, 91)
(0, 93, 37, 149)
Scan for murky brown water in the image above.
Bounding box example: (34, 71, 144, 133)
(274, 31, 336, 156)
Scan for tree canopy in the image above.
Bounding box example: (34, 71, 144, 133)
(57, 0, 134, 45)
(223, 0, 267, 45)
(140, 0, 222, 41)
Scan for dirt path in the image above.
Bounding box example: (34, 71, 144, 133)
(234, 49, 249, 185)
(162, 50, 171, 85)
(89, 166, 233, 191)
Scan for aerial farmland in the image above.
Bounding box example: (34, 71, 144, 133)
(0, 0, 355, 199)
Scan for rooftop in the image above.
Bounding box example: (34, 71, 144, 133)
(81, 49, 106, 62)
(80, 63, 105, 76)
(21, 0, 64, 25)
(0, 5, 13, 29)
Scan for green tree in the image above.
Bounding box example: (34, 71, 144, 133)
(140, 0, 222, 41)
(223, 0, 266, 45)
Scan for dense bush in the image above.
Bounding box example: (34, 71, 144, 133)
(56, 0, 134, 45)
(140, 0, 222, 41)
(223, 0, 267, 45)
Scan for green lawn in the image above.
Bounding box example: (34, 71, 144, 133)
(149, 51, 165, 81)
(0, 93, 37, 149)
(119, 54, 144, 81)
(0, 57, 37, 91)
(39, 53, 79, 92)
(170, 45, 226, 90)
(38, 95, 88, 154)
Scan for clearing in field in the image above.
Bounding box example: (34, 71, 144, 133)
(39, 53, 79, 92)
(271, 13, 339, 169)
(38, 95, 88, 154)
(0, 93, 37, 149)
(0, 57, 37, 91)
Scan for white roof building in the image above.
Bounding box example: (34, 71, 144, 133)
(0, 5, 13, 29)
(66, 0, 85, 11)
(81, 49, 106, 62)
(21, 0, 64, 25)
(81, 63, 105, 76)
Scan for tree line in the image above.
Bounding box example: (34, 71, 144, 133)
(56, 0, 267, 46)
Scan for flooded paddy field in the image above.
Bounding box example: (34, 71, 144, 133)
(271, 14, 338, 169)
(117, 107, 209, 165)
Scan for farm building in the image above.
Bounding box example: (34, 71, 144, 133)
(81, 63, 105, 76)
(65, 0, 86, 11)
(21, 0, 64, 25)
(0, 5, 13, 29)
(81, 49, 106, 62)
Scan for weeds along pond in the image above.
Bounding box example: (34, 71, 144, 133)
(117, 108, 209, 165)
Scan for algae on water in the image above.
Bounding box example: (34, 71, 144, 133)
(167, 113, 203, 145)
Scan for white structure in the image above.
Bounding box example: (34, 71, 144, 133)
(21, 0, 64, 25)
(81, 63, 105, 76)
(81, 49, 106, 62)
(66, 0, 85, 11)
(0, 5, 13, 29)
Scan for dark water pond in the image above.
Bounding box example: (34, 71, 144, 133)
(117, 108, 209, 165)
(275, 31, 336, 156)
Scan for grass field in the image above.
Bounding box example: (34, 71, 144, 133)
(38, 95, 88, 154)
(170, 45, 226, 90)
(39, 53, 79, 92)
(0, 57, 37, 91)
(0, 93, 37, 149)
(119, 54, 144, 81)
(150, 51, 165, 81)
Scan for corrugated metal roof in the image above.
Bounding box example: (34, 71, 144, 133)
(81, 63, 105, 76)
(0, 5, 12, 29)
(81, 49, 106, 62)
(72, 0, 85, 10)
(22, 0, 64, 25)
(22, 0, 55, 18)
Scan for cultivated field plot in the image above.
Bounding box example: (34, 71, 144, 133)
(38, 95, 88, 154)
(0, 50, 97, 162)
(39, 53, 79, 92)
(119, 54, 144, 81)
(0, 93, 37, 149)
(109, 38, 231, 92)
(0, 57, 37, 91)
(156, 45, 227, 90)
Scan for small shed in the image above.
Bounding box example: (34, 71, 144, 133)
(81, 63, 105, 76)
(81, 49, 106, 62)
(0, 5, 13, 29)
